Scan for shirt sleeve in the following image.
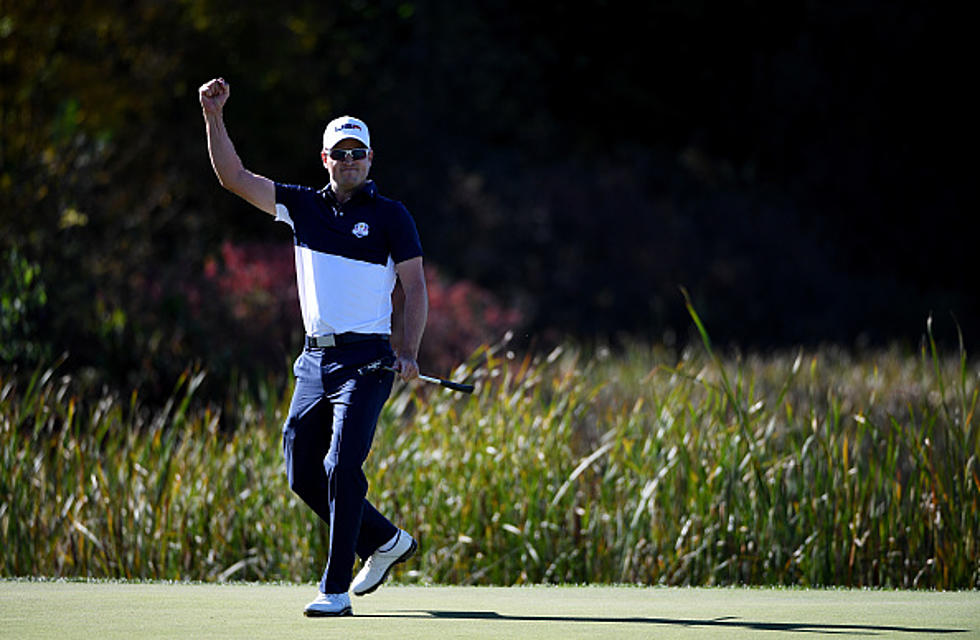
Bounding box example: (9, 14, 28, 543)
(274, 182, 312, 230)
(388, 203, 423, 263)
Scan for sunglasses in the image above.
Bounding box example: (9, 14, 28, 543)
(327, 148, 370, 161)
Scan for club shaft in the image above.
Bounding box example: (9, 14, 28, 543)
(381, 366, 474, 393)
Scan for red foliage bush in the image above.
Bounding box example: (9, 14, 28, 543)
(204, 241, 298, 328)
(409, 265, 523, 374)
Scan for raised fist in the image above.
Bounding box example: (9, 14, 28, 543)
(199, 78, 229, 114)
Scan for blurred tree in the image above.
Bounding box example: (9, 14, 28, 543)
(0, 248, 51, 366)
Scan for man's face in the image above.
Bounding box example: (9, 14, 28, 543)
(322, 138, 373, 192)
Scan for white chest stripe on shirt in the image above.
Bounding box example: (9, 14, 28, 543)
(292, 241, 397, 336)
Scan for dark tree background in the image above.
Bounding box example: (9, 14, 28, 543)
(1, 1, 974, 399)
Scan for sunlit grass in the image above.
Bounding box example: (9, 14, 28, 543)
(2, 321, 977, 589)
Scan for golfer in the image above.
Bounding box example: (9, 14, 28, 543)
(199, 78, 426, 617)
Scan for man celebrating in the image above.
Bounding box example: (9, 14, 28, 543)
(199, 78, 426, 617)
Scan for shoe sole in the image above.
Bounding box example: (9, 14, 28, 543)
(353, 538, 418, 596)
(303, 606, 353, 617)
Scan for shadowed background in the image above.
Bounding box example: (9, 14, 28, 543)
(2, 1, 973, 401)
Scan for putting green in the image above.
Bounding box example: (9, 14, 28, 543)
(1, 581, 977, 639)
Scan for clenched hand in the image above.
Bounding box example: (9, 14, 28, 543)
(199, 78, 230, 114)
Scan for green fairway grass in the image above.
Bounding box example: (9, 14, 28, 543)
(1, 581, 977, 639)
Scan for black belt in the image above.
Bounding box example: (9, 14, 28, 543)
(305, 332, 389, 350)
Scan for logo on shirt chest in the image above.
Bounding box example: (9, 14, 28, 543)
(352, 222, 370, 238)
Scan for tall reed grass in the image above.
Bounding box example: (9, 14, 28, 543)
(2, 321, 977, 588)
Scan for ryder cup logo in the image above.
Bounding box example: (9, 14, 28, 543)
(352, 222, 370, 238)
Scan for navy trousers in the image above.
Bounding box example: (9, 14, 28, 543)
(282, 340, 398, 594)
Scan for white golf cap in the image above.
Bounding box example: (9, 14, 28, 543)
(323, 115, 371, 150)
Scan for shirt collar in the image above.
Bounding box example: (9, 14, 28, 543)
(320, 180, 377, 204)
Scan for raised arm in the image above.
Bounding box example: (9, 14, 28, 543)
(199, 78, 276, 215)
(392, 256, 428, 381)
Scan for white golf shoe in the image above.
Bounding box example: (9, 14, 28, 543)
(303, 591, 352, 617)
(351, 529, 417, 596)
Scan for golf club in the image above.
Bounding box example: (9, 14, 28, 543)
(357, 359, 475, 394)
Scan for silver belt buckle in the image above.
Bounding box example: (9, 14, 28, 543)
(313, 334, 336, 348)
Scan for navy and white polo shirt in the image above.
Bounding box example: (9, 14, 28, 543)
(274, 180, 422, 337)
